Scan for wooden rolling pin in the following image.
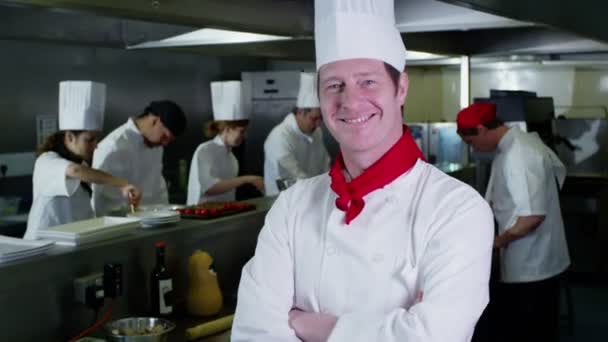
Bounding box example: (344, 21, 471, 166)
(185, 314, 234, 341)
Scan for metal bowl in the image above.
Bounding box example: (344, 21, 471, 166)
(105, 317, 176, 342)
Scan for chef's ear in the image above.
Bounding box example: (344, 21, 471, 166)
(150, 115, 161, 127)
(64, 131, 76, 143)
(476, 125, 488, 135)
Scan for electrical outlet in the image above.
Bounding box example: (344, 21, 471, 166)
(74, 272, 104, 305)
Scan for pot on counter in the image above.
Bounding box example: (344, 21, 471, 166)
(105, 317, 175, 342)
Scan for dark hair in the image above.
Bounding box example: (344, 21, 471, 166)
(139, 100, 187, 136)
(293, 107, 318, 116)
(204, 120, 249, 138)
(37, 131, 85, 163)
(457, 117, 504, 136)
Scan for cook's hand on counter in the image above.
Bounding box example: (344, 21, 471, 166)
(121, 185, 141, 207)
(245, 175, 265, 194)
(288, 309, 337, 342)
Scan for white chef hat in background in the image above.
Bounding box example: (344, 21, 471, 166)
(315, 0, 407, 72)
(59, 81, 106, 131)
(296, 72, 319, 108)
(211, 81, 250, 121)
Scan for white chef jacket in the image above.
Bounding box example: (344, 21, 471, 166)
(91, 118, 168, 215)
(186, 135, 238, 204)
(25, 152, 93, 240)
(232, 159, 494, 342)
(263, 113, 331, 195)
(485, 127, 570, 283)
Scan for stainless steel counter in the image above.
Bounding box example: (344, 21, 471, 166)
(0, 196, 275, 342)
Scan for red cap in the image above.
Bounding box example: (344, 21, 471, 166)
(155, 241, 166, 248)
(456, 102, 497, 131)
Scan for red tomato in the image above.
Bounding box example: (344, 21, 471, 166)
(184, 209, 193, 215)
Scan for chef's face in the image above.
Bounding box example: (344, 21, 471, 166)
(296, 108, 322, 134)
(459, 126, 495, 152)
(145, 116, 175, 147)
(65, 130, 98, 162)
(224, 125, 247, 147)
(318, 58, 408, 155)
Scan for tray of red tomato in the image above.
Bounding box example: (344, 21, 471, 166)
(175, 201, 256, 219)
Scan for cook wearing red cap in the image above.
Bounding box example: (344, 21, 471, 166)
(456, 102, 503, 152)
(456, 101, 570, 342)
(457, 102, 497, 133)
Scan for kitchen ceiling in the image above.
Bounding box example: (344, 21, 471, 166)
(1, 0, 607, 61)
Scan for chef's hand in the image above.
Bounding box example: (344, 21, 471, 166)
(245, 175, 265, 194)
(121, 185, 141, 207)
(288, 309, 337, 342)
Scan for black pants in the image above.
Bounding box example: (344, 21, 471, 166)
(495, 274, 562, 342)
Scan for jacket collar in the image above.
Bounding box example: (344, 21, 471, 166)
(285, 113, 314, 144)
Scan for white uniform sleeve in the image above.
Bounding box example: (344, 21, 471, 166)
(504, 149, 548, 217)
(232, 193, 300, 341)
(328, 197, 494, 342)
(196, 147, 221, 197)
(91, 146, 129, 216)
(36, 152, 79, 197)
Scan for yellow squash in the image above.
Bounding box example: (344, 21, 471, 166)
(186, 250, 223, 316)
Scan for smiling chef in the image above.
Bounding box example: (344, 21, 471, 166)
(231, 0, 494, 341)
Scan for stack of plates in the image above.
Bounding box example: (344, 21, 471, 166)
(128, 210, 180, 228)
(0, 236, 54, 263)
(38, 216, 141, 246)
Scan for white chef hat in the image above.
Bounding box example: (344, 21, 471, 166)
(59, 81, 106, 131)
(211, 81, 249, 121)
(296, 72, 319, 108)
(315, 0, 407, 72)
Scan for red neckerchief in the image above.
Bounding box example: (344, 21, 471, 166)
(329, 126, 425, 225)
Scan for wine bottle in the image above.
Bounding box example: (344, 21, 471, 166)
(150, 241, 173, 316)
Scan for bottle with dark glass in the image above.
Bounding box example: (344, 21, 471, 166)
(150, 241, 173, 316)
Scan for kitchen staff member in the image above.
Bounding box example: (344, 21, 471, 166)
(232, 1, 494, 341)
(92, 100, 186, 215)
(263, 72, 331, 195)
(187, 81, 264, 204)
(25, 81, 140, 240)
(457, 102, 570, 342)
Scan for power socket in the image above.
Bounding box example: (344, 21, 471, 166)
(74, 272, 104, 306)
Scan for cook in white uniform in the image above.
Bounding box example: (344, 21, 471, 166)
(457, 102, 570, 342)
(232, 1, 494, 341)
(25, 81, 141, 240)
(263, 72, 331, 195)
(92, 100, 187, 216)
(187, 81, 264, 204)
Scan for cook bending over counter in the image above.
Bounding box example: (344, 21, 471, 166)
(25, 81, 140, 240)
(187, 81, 264, 205)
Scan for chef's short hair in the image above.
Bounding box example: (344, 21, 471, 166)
(204, 120, 249, 138)
(294, 107, 319, 115)
(139, 100, 187, 136)
(316, 62, 403, 97)
(457, 118, 504, 136)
